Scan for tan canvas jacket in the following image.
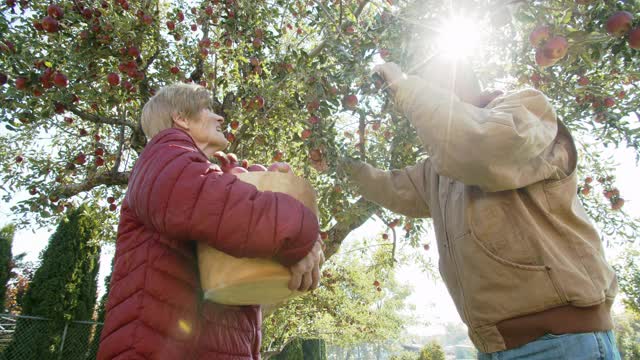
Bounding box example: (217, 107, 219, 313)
(345, 76, 618, 352)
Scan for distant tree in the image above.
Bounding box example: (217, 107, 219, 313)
(0, 224, 16, 310)
(614, 310, 640, 360)
(2, 204, 102, 360)
(418, 341, 445, 360)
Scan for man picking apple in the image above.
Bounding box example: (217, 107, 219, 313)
(341, 56, 621, 359)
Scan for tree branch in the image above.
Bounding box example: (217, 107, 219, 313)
(67, 106, 134, 129)
(54, 170, 130, 199)
(308, 0, 371, 58)
(325, 197, 378, 258)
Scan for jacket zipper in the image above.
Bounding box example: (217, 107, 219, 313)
(442, 180, 472, 326)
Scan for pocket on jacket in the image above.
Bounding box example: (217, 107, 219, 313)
(453, 231, 564, 326)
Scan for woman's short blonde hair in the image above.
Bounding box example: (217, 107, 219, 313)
(141, 83, 214, 139)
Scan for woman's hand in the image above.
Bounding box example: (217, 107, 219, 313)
(288, 237, 325, 292)
(372, 62, 405, 93)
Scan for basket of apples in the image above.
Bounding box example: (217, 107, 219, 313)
(197, 152, 319, 306)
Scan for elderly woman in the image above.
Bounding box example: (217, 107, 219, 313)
(97, 83, 323, 360)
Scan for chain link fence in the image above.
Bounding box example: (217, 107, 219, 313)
(0, 314, 103, 360)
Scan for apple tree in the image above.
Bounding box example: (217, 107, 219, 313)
(1, 0, 640, 332)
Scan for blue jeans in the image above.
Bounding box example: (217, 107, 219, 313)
(478, 331, 622, 360)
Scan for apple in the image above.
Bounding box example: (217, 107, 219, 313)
(249, 57, 260, 66)
(578, 76, 589, 86)
(301, 129, 312, 139)
(604, 97, 615, 107)
(308, 116, 320, 125)
(310, 149, 322, 161)
(142, 14, 153, 25)
(581, 186, 591, 196)
(255, 28, 264, 38)
(606, 11, 633, 37)
(107, 196, 115, 204)
(53, 72, 68, 87)
(81, 8, 92, 19)
(618, 90, 626, 99)
(191, 24, 197, 31)
(225, 133, 235, 142)
(628, 28, 640, 49)
(64, 116, 73, 124)
(252, 38, 262, 48)
(272, 150, 283, 162)
(254, 96, 265, 109)
(79, 128, 88, 136)
(95, 157, 105, 166)
(54, 103, 66, 114)
(15, 77, 27, 90)
(230, 120, 239, 130)
(109, 203, 117, 211)
(177, 10, 184, 22)
(75, 153, 86, 165)
(41, 16, 59, 33)
(0, 73, 6, 85)
(268, 162, 292, 173)
(166, 21, 175, 30)
(33, 19, 44, 31)
(127, 46, 140, 58)
(542, 36, 568, 60)
(107, 72, 120, 86)
(94, 133, 101, 141)
(382, 233, 388, 240)
(342, 94, 358, 109)
(15, 155, 23, 163)
(47, 4, 64, 19)
(205, 5, 213, 16)
(423, 244, 430, 251)
(306, 99, 320, 113)
(529, 25, 550, 47)
(373, 280, 380, 287)
(95, 148, 105, 156)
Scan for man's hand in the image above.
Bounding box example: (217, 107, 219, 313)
(288, 238, 325, 292)
(372, 62, 405, 93)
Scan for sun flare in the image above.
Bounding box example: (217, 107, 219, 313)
(435, 16, 484, 59)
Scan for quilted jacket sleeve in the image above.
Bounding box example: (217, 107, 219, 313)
(126, 129, 318, 266)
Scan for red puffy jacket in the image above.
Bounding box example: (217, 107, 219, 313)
(97, 128, 319, 360)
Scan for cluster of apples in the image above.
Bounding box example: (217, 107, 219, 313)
(581, 176, 625, 211)
(529, 26, 568, 68)
(212, 151, 293, 175)
(606, 11, 640, 49)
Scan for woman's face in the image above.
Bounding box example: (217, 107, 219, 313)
(187, 108, 228, 156)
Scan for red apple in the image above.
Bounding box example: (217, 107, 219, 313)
(47, 4, 64, 19)
(529, 25, 550, 47)
(170, 66, 179, 74)
(191, 24, 197, 31)
(53, 72, 68, 87)
(54, 102, 66, 114)
(107, 196, 115, 203)
(81, 8, 93, 19)
(109, 203, 117, 211)
(310, 149, 322, 161)
(373, 280, 380, 287)
(225, 133, 235, 142)
(142, 14, 153, 25)
(604, 97, 615, 107)
(342, 94, 358, 109)
(177, 11, 184, 22)
(41, 16, 59, 33)
(166, 21, 175, 30)
(272, 150, 283, 162)
(15, 155, 23, 163)
(252, 38, 262, 48)
(205, 5, 213, 16)
(75, 153, 86, 165)
(301, 129, 312, 139)
(606, 11, 633, 37)
(628, 28, 640, 49)
(255, 28, 264, 38)
(423, 244, 430, 251)
(254, 96, 265, 109)
(95, 156, 105, 166)
(306, 99, 320, 113)
(79, 128, 88, 136)
(542, 36, 568, 60)
(127, 46, 140, 58)
(95, 148, 105, 156)
(578, 76, 589, 86)
(0, 73, 6, 86)
(107, 72, 120, 86)
(15, 77, 27, 90)
(249, 57, 260, 66)
(33, 19, 44, 31)
(230, 120, 239, 130)
(618, 90, 626, 99)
